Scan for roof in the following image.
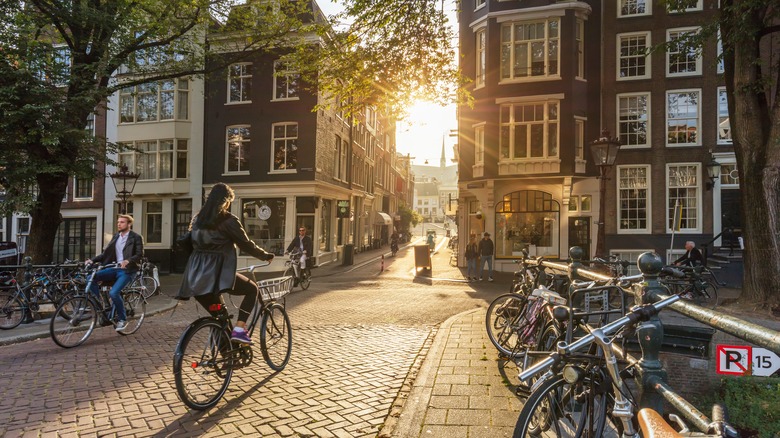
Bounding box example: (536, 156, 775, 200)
(411, 164, 458, 185)
(415, 182, 439, 197)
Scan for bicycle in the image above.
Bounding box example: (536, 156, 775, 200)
(0, 263, 81, 330)
(125, 258, 160, 300)
(49, 263, 147, 348)
(283, 250, 311, 290)
(513, 291, 738, 437)
(662, 265, 719, 309)
(173, 263, 293, 410)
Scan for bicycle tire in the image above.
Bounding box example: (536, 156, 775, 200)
(696, 282, 719, 309)
(50, 295, 98, 348)
(0, 292, 25, 330)
(173, 319, 233, 410)
(260, 303, 292, 371)
(299, 270, 311, 290)
(485, 294, 532, 358)
(127, 275, 159, 300)
(117, 291, 146, 335)
(513, 374, 609, 438)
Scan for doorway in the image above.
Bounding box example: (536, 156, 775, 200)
(568, 217, 591, 258)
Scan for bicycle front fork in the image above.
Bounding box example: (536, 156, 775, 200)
(591, 328, 639, 437)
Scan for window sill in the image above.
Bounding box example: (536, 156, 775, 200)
(269, 169, 297, 174)
(665, 143, 702, 148)
(499, 76, 562, 84)
(225, 101, 252, 105)
(271, 97, 300, 102)
(617, 75, 651, 81)
(666, 71, 702, 78)
(222, 171, 250, 176)
(617, 229, 651, 235)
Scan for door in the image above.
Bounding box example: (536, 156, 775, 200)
(172, 199, 193, 273)
(568, 217, 591, 258)
(720, 189, 742, 246)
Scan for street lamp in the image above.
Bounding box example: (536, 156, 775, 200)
(109, 164, 140, 214)
(705, 156, 721, 191)
(590, 129, 621, 258)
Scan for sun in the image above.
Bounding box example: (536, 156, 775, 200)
(396, 100, 457, 164)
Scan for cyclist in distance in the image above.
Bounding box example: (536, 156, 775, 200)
(176, 183, 274, 345)
(286, 225, 313, 271)
(85, 214, 144, 332)
(674, 240, 703, 267)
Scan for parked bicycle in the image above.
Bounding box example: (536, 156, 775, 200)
(135, 257, 160, 299)
(49, 263, 147, 348)
(173, 263, 293, 410)
(0, 263, 81, 330)
(662, 265, 720, 309)
(283, 249, 311, 290)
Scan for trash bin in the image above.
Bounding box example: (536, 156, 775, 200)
(414, 244, 432, 276)
(373, 238, 381, 250)
(342, 244, 354, 266)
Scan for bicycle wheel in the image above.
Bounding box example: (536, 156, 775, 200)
(485, 294, 531, 358)
(513, 374, 608, 438)
(117, 291, 146, 335)
(127, 275, 159, 300)
(0, 292, 25, 330)
(695, 282, 719, 309)
(50, 295, 98, 348)
(173, 319, 233, 410)
(260, 303, 292, 371)
(299, 269, 311, 290)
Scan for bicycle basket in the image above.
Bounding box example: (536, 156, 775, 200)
(257, 276, 294, 301)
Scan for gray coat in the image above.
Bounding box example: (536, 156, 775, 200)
(177, 213, 272, 299)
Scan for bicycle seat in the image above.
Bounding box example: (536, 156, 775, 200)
(638, 408, 681, 438)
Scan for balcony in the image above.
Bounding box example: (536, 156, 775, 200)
(498, 158, 560, 175)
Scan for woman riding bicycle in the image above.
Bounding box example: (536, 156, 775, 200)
(176, 183, 274, 345)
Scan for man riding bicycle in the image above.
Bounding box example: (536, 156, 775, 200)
(286, 225, 313, 272)
(85, 214, 144, 332)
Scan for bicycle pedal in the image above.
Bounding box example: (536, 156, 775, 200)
(515, 383, 531, 398)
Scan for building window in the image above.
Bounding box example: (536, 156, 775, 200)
(500, 19, 559, 81)
(667, 164, 701, 232)
(609, 250, 650, 275)
(341, 139, 349, 180)
(618, 93, 650, 148)
(717, 32, 724, 74)
(73, 177, 93, 200)
(618, 32, 651, 80)
(580, 195, 592, 212)
(717, 87, 732, 144)
(575, 19, 585, 79)
(495, 190, 560, 258)
(666, 90, 700, 146)
(272, 122, 298, 171)
(273, 61, 300, 100)
(475, 124, 485, 164)
(574, 119, 585, 159)
(119, 79, 189, 123)
(242, 198, 287, 255)
(499, 101, 559, 160)
(619, 0, 649, 17)
(475, 0, 485, 9)
(144, 201, 163, 243)
(228, 63, 252, 103)
(668, 0, 702, 13)
(719, 163, 739, 186)
(618, 166, 650, 233)
(118, 139, 189, 181)
(334, 135, 342, 179)
(476, 29, 486, 87)
(667, 28, 701, 77)
(226, 126, 251, 174)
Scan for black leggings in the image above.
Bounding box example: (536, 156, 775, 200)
(195, 273, 257, 324)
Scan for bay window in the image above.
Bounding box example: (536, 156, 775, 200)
(499, 101, 559, 160)
(500, 19, 559, 81)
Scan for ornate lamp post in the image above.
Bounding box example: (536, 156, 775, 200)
(590, 130, 621, 258)
(109, 164, 140, 214)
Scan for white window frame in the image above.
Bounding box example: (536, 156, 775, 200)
(475, 29, 486, 88)
(575, 19, 585, 80)
(475, 0, 486, 10)
(574, 118, 585, 160)
(666, 163, 702, 233)
(618, 0, 651, 17)
(617, 92, 651, 149)
(72, 176, 94, 201)
(144, 200, 163, 244)
(668, 0, 703, 13)
(609, 249, 652, 275)
(666, 89, 701, 147)
(717, 87, 732, 144)
(500, 18, 560, 82)
(617, 32, 651, 80)
(120, 139, 188, 181)
(474, 123, 485, 164)
(617, 165, 651, 234)
(272, 60, 300, 101)
(719, 162, 740, 187)
(227, 63, 252, 104)
(225, 125, 251, 175)
(119, 79, 189, 123)
(666, 27, 702, 77)
(499, 100, 560, 160)
(270, 122, 298, 173)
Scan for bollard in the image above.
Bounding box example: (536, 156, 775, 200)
(632, 252, 669, 413)
(380, 254, 384, 272)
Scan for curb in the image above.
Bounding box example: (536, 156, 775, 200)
(381, 307, 482, 437)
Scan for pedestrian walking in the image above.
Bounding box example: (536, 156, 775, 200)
(478, 232, 494, 281)
(465, 234, 479, 281)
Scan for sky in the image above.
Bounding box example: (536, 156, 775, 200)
(316, 0, 459, 166)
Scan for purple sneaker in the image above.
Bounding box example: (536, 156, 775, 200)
(231, 328, 252, 345)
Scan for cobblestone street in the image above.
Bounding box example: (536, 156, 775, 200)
(0, 241, 509, 437)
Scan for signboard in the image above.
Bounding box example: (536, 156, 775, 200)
(0, 242, 19, 266)
(258, 205, 272, 220)
(716, 344, 780, 376)
(337, 200, 350, 219)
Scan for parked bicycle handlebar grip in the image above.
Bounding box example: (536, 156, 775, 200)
(662, 266, 685, 278)
(710, 404, 740, 438)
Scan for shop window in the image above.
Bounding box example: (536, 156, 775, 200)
(495, 190, 559, 258)
(243, 198, 286, 255)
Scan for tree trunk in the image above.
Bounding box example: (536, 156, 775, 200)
(26, 173, 68, 264)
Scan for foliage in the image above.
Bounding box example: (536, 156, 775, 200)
(398, 204, 421, 234)
(695, 376, 780, 437)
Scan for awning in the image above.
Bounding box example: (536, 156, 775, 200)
(376, 212, 393, 226)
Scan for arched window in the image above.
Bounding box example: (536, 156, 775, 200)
(495, 190, 560, 258)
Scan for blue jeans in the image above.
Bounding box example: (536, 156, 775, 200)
(466, 258, 477, 278)
(479, 255, 493, 279)
(89, 268, 134, 322)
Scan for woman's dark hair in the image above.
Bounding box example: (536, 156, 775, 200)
(193, 183, 235, 229)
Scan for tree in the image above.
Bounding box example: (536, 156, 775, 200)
(664, 0, 780, 305)
(2, 0, 459, 263)
(398, 204, 422, 237)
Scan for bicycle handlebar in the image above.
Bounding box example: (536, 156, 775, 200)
(236, 261, 272, 274)
(518, 294, 681, 382)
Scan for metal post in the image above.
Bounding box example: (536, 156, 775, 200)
(631, 252, 669, 413)
(595, 166, 608, 258)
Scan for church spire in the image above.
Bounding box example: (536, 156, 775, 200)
(440, 135, 446, 168)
